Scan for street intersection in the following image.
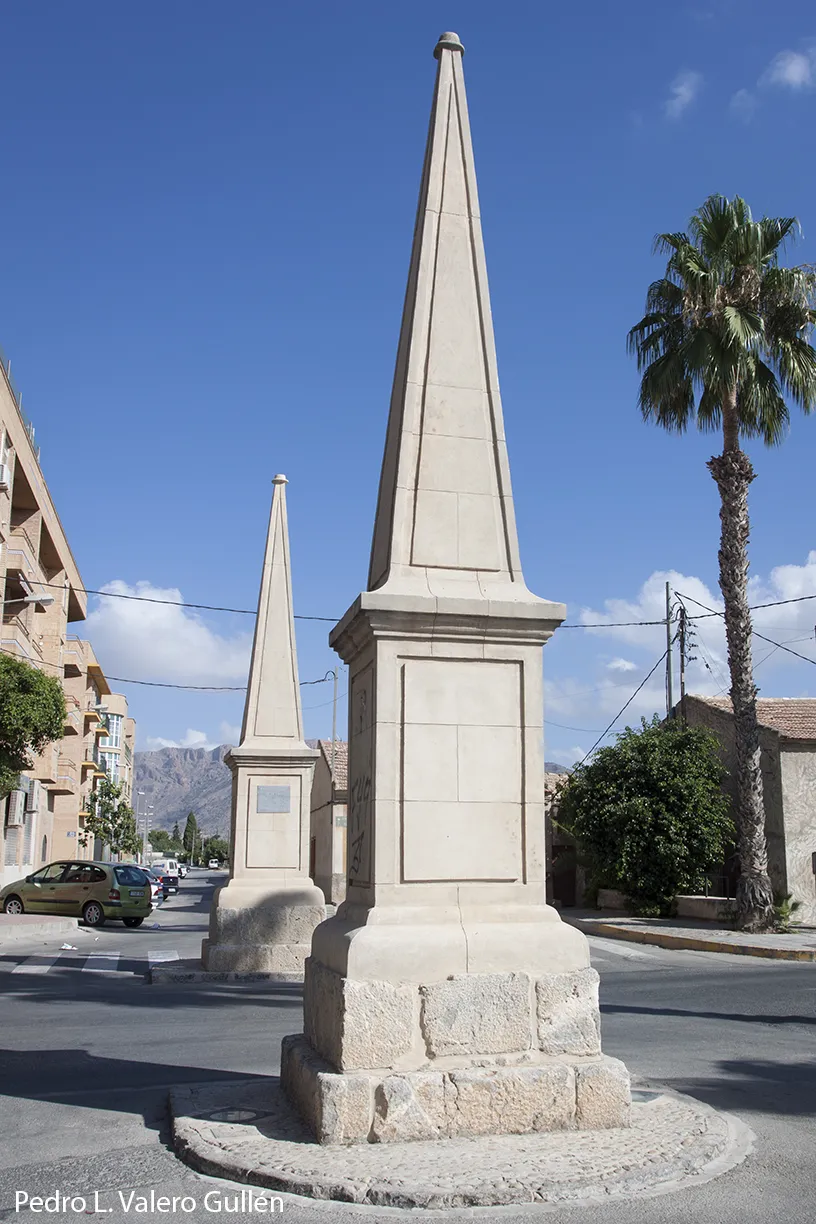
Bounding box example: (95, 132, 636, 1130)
(0, 872, 812, 1223)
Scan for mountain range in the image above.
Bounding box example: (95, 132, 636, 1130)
(134, 744, 572, 838)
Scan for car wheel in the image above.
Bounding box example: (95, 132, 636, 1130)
(3, 895, 24, 916)
(123, 917, 144, 928)
(82, 901, 105, 927)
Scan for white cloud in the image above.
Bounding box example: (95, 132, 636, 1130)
(219, 721, 241, 745)
(544, 555, 816, 755)
(729, 88, 757, 120)
(545, 746, 585, 769)
(145, 728, 217, 751)
(761, 49, 814, 90)
(664, 70, 702, 119)
(85, 580, 252, 685)
(607, 657, 637, 672)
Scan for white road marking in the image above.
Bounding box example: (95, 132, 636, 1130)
(11, 953, 63, 975)
(148, 950, 180, 965)
(82, 953, 121, 973)
(588, 936, 656, 961)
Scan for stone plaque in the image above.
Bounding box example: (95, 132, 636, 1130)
(257, 785, 291, 813)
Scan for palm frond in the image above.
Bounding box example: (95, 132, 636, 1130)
(629, 193, 816, 448)
(737, 357, 788, 445)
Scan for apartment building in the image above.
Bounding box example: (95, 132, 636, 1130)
(1, 347, 136, 884)
(1, 348, 88, 885)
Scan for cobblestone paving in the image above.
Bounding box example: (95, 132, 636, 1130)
(171, 1080, 753, 1209)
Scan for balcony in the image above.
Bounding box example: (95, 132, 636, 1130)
(63, 696, 81, 736)
(51, 757, 78, 795)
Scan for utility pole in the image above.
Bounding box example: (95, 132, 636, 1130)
(678, 603, 688, 728)
(330, 668, 338, 782)
(665, 581, 674, 719)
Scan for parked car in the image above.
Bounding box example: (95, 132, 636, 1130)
(125, 865, 168, 903)
(177, 863, 188, 878)
(208, 858, 220, 870)
(150, 862, 180, 893)
(0, 861, 152, 928)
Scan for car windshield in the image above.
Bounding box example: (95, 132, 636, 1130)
(114, 866, 149, 886)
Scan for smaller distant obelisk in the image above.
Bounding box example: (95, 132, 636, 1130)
(202, 476, 324, 974)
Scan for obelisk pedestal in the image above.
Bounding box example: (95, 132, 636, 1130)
(203, 476, 325, 974)
(282, 33, 630, 1140)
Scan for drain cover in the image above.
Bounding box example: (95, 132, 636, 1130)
(204, 1108, 263, 1123)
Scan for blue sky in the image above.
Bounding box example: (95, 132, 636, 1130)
(2, 0, 816, 765)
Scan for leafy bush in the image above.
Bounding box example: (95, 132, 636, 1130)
(0, 655, 66, 797)
(557, 716, 733, 916)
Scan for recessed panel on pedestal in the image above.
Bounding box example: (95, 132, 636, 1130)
(246, 774, 301, 869)
(400, 658, 523, 882)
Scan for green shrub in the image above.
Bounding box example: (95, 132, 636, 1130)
(557, 716, 733, 917)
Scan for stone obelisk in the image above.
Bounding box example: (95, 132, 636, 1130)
(282, 33, 629, 1141)
(203, 476, 324, 974)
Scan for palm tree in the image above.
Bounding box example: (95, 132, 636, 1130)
(628, 194, 816, 932)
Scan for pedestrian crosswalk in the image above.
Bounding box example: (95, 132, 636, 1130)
(6, 948, 181, 979)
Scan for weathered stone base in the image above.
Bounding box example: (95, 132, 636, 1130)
(302, 957, 605, 1072)
(201, 938, 314, 974)
(202, 885, 325, 975)
(281, 1034, 630, 1144)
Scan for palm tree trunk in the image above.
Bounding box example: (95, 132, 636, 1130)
(708, 392, 775, 932)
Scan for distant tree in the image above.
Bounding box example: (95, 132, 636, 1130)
(149, 828, 174, 854)
(0, 655, 66, 797)
(557, 717, 733, 917)
(79, 777, 142, 859)
(172, 822, 180, 842)
(183, 812, 199, 857)
(203, 835, 229, 865)
(628, 194, 816, 931)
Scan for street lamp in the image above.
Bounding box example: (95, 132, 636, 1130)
(4, 593, 55, 608)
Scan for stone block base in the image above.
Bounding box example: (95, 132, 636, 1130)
(203, 884, 324, 976)
(201, 937, 312, 974)
(281, 1034, 630, 1144)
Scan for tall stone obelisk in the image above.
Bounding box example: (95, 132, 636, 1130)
(282, 33, 630, 1141)
(203, 476, 324, 973)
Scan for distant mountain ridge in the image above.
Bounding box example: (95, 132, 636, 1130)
(134, 744, 232, 837)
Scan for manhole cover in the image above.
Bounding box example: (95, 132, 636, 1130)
(205, 1108, 263, 1123)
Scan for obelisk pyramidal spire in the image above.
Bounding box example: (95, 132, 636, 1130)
(283, 33, 630, 1144)
(241, 475, 306, 748)
(369, 31, 525, 599)
(203, 476, 324, 975)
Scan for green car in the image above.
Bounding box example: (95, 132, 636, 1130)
(0, 860, 153, 928)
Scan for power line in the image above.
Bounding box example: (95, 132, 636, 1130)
(8, 576, 816, 629)
(2, 578, 336, 622)
(577, 650, 669, 767)
(676, 591, 816, 668)
(545, 719, 608, 733)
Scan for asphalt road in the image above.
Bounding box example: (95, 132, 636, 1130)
(0, 872, 813, 1223)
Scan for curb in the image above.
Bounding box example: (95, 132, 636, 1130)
(575, 919, 816, 962)
(150, 961, 303, 985)
(0, 917, 78, 944)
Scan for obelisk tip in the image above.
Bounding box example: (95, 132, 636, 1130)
(434, 32, 464, 58)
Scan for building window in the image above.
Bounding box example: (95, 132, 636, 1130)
(99, 751, 119, 782)
(99, 713, 122, 749)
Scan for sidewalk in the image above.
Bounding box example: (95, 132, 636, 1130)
(0, 914, 77, 944)
(564, 908, 816, 961)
